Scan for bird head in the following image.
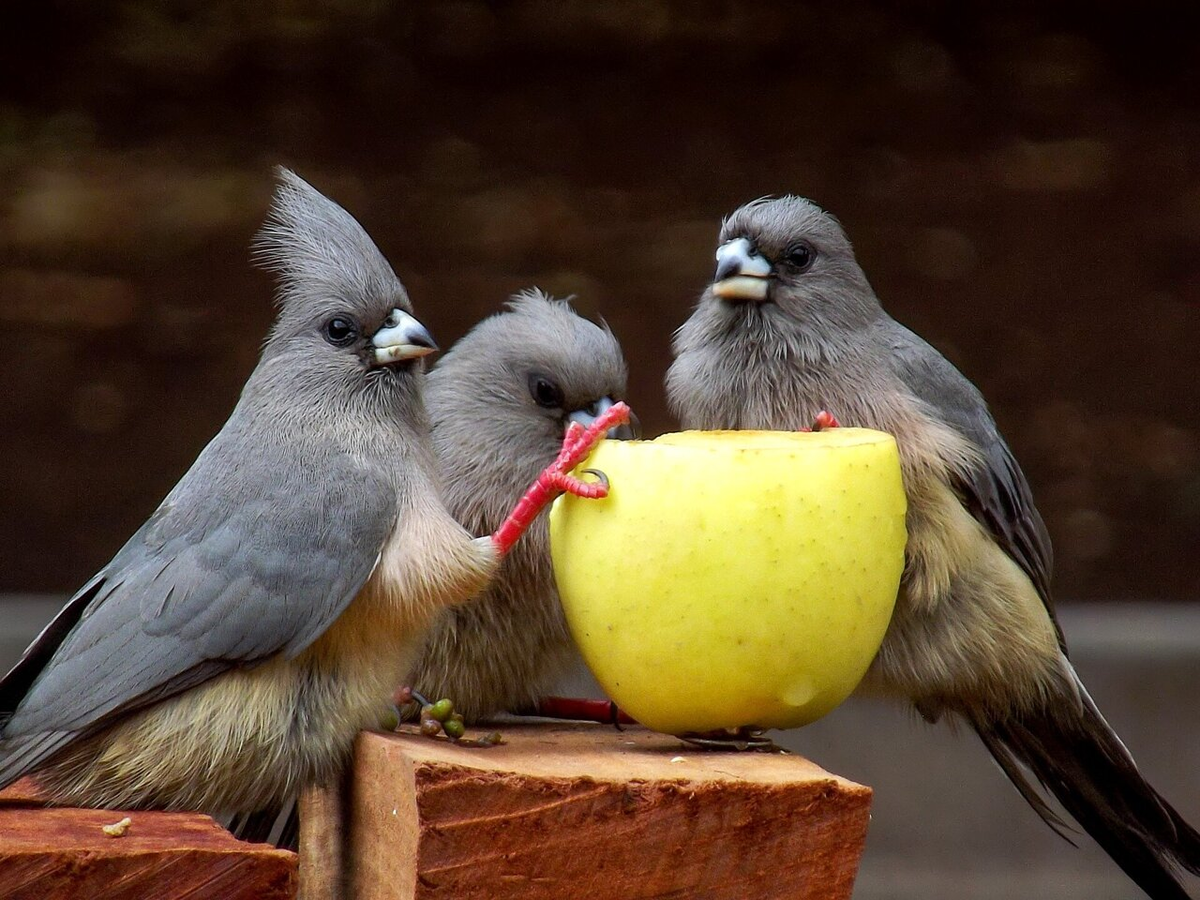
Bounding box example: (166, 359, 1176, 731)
(499, 290, 637, 444)
(427, 288, 637, 496)
(253, 168, 437, 400)
(704, 195, 881, 335)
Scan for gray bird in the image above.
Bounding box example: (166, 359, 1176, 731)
(407, 289, 634, 723)
(666, 196, 1200, 899)
(0, 170, 584, 826)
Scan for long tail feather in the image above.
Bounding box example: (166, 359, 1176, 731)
(0, 731, 74, 792)
(223, 796, 299, 851)
(969, 682, 1200, 900)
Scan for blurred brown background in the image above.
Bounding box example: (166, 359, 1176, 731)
(2, 3, 1198, 594)
(2, 4, 1199, 898)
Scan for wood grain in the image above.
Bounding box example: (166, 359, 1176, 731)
(335, 723, 872, 900)
(0, 779, 297, 900)
(298, 781, 347, 900)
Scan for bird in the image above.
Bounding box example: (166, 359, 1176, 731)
(406, 288, 636, 723)
(665, 194, 1200, 899)
(0, 169, 627, 833)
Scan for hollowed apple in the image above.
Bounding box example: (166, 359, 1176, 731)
(549, 428, 907, 735)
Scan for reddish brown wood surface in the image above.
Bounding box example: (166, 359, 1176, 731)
(0, 777, 44, 804)
(337, 723, 872, 900)
(0, 779, 296, 900)
(298, 782, 348, 900)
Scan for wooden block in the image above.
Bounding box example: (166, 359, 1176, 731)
(298, 782, 349, 900)
(0, 779, 297, 900)
(334, 723, 871, 900)
(0, 776, 46, 805)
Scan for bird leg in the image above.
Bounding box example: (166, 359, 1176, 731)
(798, 410, 840, 432)
(491, 401, 632, 555)
(530, 696, 638, 727)
(401, 404, 631, 742)
(402, 403, 630, 743)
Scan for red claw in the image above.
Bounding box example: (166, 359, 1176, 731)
(813, 410, 840, 430)
(799, 410, 841, 432)
(491, 402, 632, 555)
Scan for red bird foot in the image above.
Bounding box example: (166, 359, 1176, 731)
(798, 410, 840, 432)
(492, 401, 632, 555)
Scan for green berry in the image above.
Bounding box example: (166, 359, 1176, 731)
(444, 718, 466, 740)
(429, 699, 454, 722)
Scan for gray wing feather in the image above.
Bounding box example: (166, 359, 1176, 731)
(1, 429, 396, 741)
(889, 326, 1061, 645)
(0, 573, 108, 724)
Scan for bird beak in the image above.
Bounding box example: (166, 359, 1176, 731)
(568, 396, 641, 440)
(371, 309, 437, 366)
(712, 237, 772, 302)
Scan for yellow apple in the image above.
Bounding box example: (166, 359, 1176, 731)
(549, 428, 907, 735)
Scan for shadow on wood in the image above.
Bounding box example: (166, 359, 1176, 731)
(301, 722, 872, 900)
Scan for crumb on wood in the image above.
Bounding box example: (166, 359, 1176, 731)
(102, 816, 133, 837)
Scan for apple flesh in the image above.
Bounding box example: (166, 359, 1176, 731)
(549, 428, 907, 735)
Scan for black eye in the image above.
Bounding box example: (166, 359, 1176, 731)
(323, 316, 358, 347)
(783, 242, 816, 272)
(528, 374, 565, 409)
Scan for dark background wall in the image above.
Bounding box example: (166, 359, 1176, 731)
(2, 0, 1198, 602)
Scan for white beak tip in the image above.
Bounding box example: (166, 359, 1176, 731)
(373, 343, 437, 365)
(713, 276, 770, 301)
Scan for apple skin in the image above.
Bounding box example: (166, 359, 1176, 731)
(549, 428, 907, 735)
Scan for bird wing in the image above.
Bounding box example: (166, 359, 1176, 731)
(0, 431, 395, 745)
(890, 326, 1061, 646)
(888, 332, 1200, 892)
